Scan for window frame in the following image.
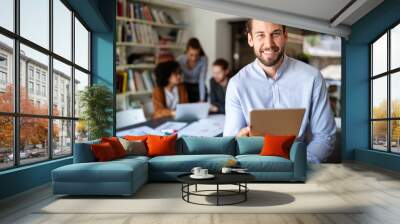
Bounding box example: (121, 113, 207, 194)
(370, 20, 400, 154)
(0, 0, 92, 171)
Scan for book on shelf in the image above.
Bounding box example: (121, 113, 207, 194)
(133, 71, 146, 92)
(142, 70, 155, 90)
(127, 69, 136, 92)
(176, 29, 188, 45)
(117, 0, 124, 17)
(116, 71, 128, 93)
(117, 22, 159, 45)
(117, 69, 156, 94)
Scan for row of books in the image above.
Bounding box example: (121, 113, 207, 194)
(117, 0, 179, 25)
(117, 22, 158, 45)
(116, 69, 155, 94)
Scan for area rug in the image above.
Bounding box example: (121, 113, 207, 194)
(37, 183, 362, 214)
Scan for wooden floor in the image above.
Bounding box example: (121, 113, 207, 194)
(1, 162, 400, 224)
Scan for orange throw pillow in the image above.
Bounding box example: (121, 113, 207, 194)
(101, 137, 126, 158)
(91, 142, 117, 162)
(146, 134, 177, 157)
(124, 135, 148, 141)
(259, 135, 296, 159)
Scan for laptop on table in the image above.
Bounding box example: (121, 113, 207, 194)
(175, 102, 210, 121)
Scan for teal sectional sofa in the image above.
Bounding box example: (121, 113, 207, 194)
(52, 136, 306, 196)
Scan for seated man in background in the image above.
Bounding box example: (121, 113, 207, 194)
(209, 58, 231, 114)
(152, 61, 188, 119)
(223, 19, 336, 163)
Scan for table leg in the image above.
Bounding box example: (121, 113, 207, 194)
(217, 184, 219, 206)
(181, 184, 183, 199)
(195, 184, 197, 192)
(245, 183, 247, 201)
(187, 184, 190, 202)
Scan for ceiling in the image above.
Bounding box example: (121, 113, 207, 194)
(166, 0, 384, 38)
(227, 0, 353, 23)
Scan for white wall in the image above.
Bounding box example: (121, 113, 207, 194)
(182, 7, 240, 92)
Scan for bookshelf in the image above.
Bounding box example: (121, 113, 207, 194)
(116, 41, 185, 49)
(116, 16, 185, 29)
(116, 63, 155, 70)
(116, 0, 187, 120)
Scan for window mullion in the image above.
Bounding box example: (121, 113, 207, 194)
(48, 0, 54, 160)
(13, 0, 20, 167)
(71, 11, 76, 155)
(388, 29, 391, 153)
(370, 45, 373, 149)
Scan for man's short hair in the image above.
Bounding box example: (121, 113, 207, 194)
(212, 58, 229, 70)
(245, 19, 286, 35)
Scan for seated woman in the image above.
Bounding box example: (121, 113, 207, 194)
(209, 58, 231, 114)
(152, 61, 188, 119)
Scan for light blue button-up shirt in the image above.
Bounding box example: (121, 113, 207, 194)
(223, 55, 336, 163)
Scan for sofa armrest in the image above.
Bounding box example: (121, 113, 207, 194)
(289, 141, 307, 181)
(73, 141, 98, 163)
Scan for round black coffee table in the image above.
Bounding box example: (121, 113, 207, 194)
(177, 173, 255, 206)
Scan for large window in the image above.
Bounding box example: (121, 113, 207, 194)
(370, 23, 400, 153)
(0, 0, 91, 171)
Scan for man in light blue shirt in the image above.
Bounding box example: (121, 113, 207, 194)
(223, 19, 336, 163)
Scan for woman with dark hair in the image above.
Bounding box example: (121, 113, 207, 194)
(177, 37, 208, 103)
(152, 61, 188, 119)
(209, 58, 230, 114)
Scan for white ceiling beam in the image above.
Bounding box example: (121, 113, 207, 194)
(330, 0, 368, 27)
(166, 0, 351, 38)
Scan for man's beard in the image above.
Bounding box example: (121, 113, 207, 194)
(255, 46, 284, 67)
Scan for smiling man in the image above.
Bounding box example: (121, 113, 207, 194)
(223, 19, 336, 163)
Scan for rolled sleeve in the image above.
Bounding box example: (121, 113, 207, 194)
(307, 73, 336, 163)
(223, 79, 246, 136)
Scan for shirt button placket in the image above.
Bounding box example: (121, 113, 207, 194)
(271, 81, 276, 108)
(274, 83, 280, 107)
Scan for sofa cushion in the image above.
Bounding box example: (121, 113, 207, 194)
(149, 154, 235, 172)
(236, 155, 293, 172)
(115, 155, 150, 164)
(236, 137, 264, 155)
(73, 139, 100, 163)
(178, 136, 236, 155)
(52, 158, 147, 183)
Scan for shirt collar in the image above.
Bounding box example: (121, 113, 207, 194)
(253, 54, 290, 81)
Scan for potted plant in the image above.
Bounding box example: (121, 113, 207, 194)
(79, 84, 113, 140)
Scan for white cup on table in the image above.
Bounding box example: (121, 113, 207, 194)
(191, 167, 202, 176)
(200, 169, 208, 176)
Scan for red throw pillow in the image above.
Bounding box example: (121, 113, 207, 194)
(91, 142, 117, 162)
(259, 135, 296, 159)
(101, 137, 126, 158)
(146, 134, 177, 157)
